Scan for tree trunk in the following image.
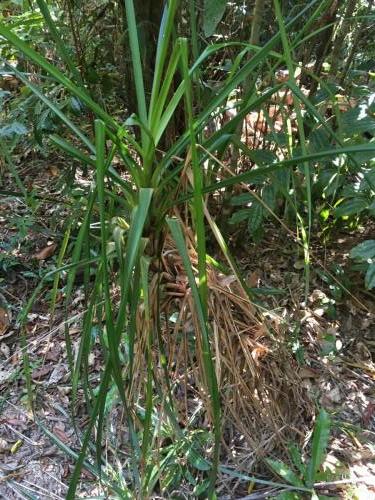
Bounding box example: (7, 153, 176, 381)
(122, 0, 164, 114)
(301, 0, 339, 97)
(340, 0, 374, 84)
(329, 0, 358, 77)
(250, 0, 264, 46)
(134, 0, 164, 103)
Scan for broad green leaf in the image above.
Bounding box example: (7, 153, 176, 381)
(363, 170, 375, 190)
(266, 458, 304, 487)
(335, 198, 369, 217)
(230, 193, 253, 205)
(262, 184, 277, 211)
(0, 121, 28, 137)
(247, 202, 263, 233)
(350, 240, 375, 260)
(341, 106, 375, 135)
(306, 408, 331, 487)
(308, 128, 331, 153)
(186, 447, 211, 471)
(161, 464, 182, 491)
(229, 208, 253, 224)
(288, 443, 306, 478)
(248, 149, 278, 165)
(5, 63, 95, 152)
(365, 263, 375, 289)
(275, 493, 301, 500)
(203, 0, 227, 37)
(193, 479, 210, 496)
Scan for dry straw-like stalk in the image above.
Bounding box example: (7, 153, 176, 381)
(134, 223, 310, 457)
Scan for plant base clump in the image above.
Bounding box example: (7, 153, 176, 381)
(133, 228, 311, 456)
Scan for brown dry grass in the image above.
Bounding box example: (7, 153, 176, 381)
(132, 221, 312, 462)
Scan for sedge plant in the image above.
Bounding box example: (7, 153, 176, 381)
(2, 0, 375, 497)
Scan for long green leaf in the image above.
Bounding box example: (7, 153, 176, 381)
(274, 0, 311, 298)
(50, 222, 71, 318)
(140, 256, 153, 471)
(155, 0, 322, 177)
(123, 0, 147, 148)
(306, 409, 331, 487)
(266, 458, 304, 487)
(167, 217, 221, 497)
(35, 0, 82, 82)
(180, 38, 208, 308)
(149, 42, 182, 139)
(115, 188, 153, 334)
(204, 144, 375, 193)
(149, 0, 179, 125)
(49, 135, 96, 166)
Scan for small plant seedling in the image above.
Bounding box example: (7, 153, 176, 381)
(265, 408, 343, 499)
(349, 240, 375, 290)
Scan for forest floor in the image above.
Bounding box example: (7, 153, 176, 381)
(0, 157, 375, 499)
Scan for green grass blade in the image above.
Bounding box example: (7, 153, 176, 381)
(123, 0, 147, 147)
(140, 256, 153, 470)
(149, 0, 179, 124)
(154, 82, 185, 147)
(95, 120, 113, 339)
(35, 0, 82, 82)
(155, 4, 323, 178)
(192, 0, 321, 129)
(16, 256, 98, 411)
(49, 135, 96, 166)
(204, 205, 255, 301)
(149, 42, 181, 139)
(71, 280, 99, 414)
(50, 222, 71, 318)
(67, 366, 111, 499)
(204, 143, 375, 193)
(95, 120, 137, 479)
(167, 217, 220, 498)
(65, 189, 96, 304)
(156, 1, 320, 176)
(180, 38, 207, 308)
(127, 265, 141, 383)
(219, 465, 312, 492)
(274, 0, 311, 298)
(115, 188, 153, 335)
(292, 0, 333, 46)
